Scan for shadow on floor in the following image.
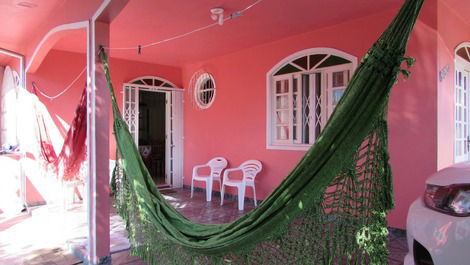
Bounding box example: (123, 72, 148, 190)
(0, 188, 408, 265)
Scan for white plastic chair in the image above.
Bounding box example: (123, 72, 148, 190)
(191, 157, 228, 201)
(220, 160, 262, 210)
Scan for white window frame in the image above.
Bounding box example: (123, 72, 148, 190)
(194, 72, 216, 109)
(454, 43, 470, 163)
(266, 48, 357, 151)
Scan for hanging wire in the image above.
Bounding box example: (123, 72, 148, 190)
(103, 0, 264, 52)
(29, 0, 264, 100)
(31, 67, 86, 100)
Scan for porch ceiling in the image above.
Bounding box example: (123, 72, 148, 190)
(1, 0, 469, 68)
(2, 0, 405, 67)
(55, 0, 404, 66)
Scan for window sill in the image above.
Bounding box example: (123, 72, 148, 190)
(266, 144, 311, 151)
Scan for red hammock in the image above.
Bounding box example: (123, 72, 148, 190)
(33, 84, 87, 182)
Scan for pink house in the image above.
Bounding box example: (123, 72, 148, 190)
(1, 0, 470, 263)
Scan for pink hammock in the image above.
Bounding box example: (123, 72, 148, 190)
(33, 84, 87, 182)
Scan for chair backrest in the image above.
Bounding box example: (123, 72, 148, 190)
(207, 157, 228, 177)
(240, 160, 262, 181)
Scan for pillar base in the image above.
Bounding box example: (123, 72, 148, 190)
(70, 243, 112, 265)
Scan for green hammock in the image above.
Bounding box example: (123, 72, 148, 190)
(103, 0, 423, 263)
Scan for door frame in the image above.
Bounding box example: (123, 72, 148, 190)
(454, 43, 470, 163)
(122, 76, 184, 188)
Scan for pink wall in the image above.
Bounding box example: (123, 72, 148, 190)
(182, 6, 439, 228)
(25, 49, 182, 203)
(28, 49, 182, 156)
(437, 2, 470, 170)
(7, 57, 22, 76)
(28, 50, 86, 138)
(387, 19, 438, 227)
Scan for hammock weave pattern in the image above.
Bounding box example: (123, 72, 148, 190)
(104, 0, 423, 263)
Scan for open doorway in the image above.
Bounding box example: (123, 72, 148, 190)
(123, 76, 184, 188)
(139, 90, 166, 186)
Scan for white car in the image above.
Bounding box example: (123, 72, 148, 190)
(405, 162, 470, 265)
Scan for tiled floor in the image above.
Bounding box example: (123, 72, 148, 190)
(0, 189, 409, 264)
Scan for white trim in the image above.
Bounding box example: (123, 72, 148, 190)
(0, 48, 25, 89)
(123, 83, 183, 92)
(122, 85, 139, 145)
(267, 144, 311, 151)
(122, 76, 184, 188)
(172, 92, 184, 188)
(86, 18, 98, 264)
(266, 48, 357, 77)
(92, 0, 112, 21)
(165, 92, 172, 186)
(456, 42, 470, 53)
(128, 76, 178, 88)
(454, 43, 470, 163)
(26, 21, 88, 73)
(194, 73, 216, 109)
(266, 48, 357, 150)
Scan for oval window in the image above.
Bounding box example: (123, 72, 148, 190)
(194, 72, 216, 109)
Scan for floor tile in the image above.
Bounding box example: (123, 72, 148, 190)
(1, 188, 408, 264)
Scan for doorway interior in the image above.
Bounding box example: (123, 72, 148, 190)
(139, 90, 166, 186)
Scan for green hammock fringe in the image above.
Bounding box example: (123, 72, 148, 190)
(103, 0, 423, 263)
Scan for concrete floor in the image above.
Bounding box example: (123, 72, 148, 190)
(0, 189, 409, 264)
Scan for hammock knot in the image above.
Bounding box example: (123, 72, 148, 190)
(362, 42, 406, 81)
(402, 56, 415, 68)
(396, 56, 415, 81)
(399, 69, 411, 80)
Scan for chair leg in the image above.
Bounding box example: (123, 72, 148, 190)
(216, 179, 222, 200)
(206, 180, 212, 202)
(220, 185, 225, 206)
(238, 186, 245, 211)
(216, 179, 221, 191)
(191, 178, 194, 198)
(252, 185, 257, 207)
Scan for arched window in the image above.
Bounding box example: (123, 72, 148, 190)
(123, 76, 177, 144)
(454, 43, 470, 162)
(266, 48, 357, 150)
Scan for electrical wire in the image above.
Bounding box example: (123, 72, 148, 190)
(32, 67, 86, 100)
(30, 0, 264, 100)
(103, 0, 264, 52)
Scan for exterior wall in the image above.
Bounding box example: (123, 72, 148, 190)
(19, 1, 450, 229)
(437, 1, 470, 169)
(5, 58, 21, 76)
(182, 7, 439, 228)
(27, 49, 182, 156)
(387, 18, 438, 228)
(24, 49, 182, 204)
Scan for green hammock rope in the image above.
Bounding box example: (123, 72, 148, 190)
(103, 0, 423, 263)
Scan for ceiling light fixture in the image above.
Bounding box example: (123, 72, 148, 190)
(210, 8, 225, 26)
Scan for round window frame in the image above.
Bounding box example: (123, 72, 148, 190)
(194, 73, 216, 109)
